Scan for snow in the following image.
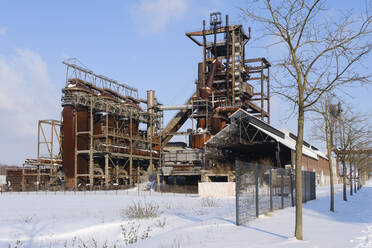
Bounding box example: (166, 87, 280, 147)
(252, 122, 319, 160)
(1, 182, 371, 248)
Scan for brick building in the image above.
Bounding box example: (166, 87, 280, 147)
(205, 109, 338, 185)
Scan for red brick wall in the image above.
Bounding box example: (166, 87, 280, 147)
(291, 151, 330, 176)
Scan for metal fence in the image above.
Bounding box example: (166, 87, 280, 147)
(235, 161, 316, 225)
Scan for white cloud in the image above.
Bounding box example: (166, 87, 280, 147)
(0, 49, 60, 164)
(0, 26, 7, 37)
(131, 0, 189, 33)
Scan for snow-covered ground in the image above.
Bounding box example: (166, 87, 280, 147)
(1, 181, 371, 248)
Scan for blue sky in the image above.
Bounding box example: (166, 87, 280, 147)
(0, 0, 371, 165)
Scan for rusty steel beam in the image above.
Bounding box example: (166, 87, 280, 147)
(186, 25, 247, 37)
(161, 92, 197, 146)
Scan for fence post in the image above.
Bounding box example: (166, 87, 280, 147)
(305, 172, 310, 202)
(312, 172, 316, 200)
(269, 167, 273, 212)
(255, 163, 259, 218)
(280, 169, 284, 209)
(235, 160, 240, 226)
(290, 169, 294, 207)
(306, 172, 309, 202)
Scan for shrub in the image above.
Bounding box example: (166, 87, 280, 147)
(121, 222, 151, 245)
(121, 201, 161, 220)
(154, 217, 167, 228)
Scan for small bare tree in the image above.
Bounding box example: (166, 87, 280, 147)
(349, 133, 372, 193)
(311, 95, 340, 212)
(241, 0, 372, 240)
(351, 148, 370, 192)
(358, 155, 372, 186)
(334, 109, 370, 201)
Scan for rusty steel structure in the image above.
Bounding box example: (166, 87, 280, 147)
(61, 59, 162, 189)
(187, 12, 270, 148)
(21, 120, 63, 190)
(158, 13, 271, 185)
(16, 12, 274, 191)
(161, 13, 270, 148)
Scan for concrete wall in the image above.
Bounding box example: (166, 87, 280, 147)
(198, 182, 235, 197)
(0, 175, 5, 185)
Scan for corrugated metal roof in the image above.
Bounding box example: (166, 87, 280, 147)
(209, 108, 329, 161)
(249, 122, 319, 160)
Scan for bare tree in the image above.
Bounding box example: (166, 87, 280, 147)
(334, 109, 370, 201)
(241, 0, 372, 239)
(354, 162, 357, 193)
(352, 148, 370, 192)
(349, 135, 372, 193)
(349, 150, 354, 196)
(311, 95, 340, 212)
(358, 155, 372, 186)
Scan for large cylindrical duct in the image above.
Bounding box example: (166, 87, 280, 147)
(147, 90, 155, 138)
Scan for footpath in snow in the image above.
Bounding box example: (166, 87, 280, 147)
(0, 182, 371, 248)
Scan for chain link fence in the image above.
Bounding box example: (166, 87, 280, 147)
(235, 161, 315, 225)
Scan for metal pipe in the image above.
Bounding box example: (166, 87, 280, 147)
(147, 90, 155, 172)
(232, 28, 235, 105)
(215, 106, 240, 115)
(89, 103, 94, 189)
(147, 90, 155, 113)
(202, 20, 206, 87)
(225, 14, 230, 105)
(158, 105, 193, 111)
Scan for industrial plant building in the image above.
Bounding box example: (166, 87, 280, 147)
(5, 13, 336, 191)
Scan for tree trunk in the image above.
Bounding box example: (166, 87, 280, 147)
(325, 117, 334, 212)
(354, 164, 357, 193)
(295, 106, 304, 240)
(342, 159, 347, 201)
(349, 163, 353, 196)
